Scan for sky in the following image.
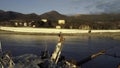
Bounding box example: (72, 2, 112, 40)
(0, 0, 120, 15)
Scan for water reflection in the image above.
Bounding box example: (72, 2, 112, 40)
(0, 34, 120, 68)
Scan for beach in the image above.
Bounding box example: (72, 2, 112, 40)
(0, 26, 120, 40)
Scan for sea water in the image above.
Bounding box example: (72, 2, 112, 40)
(0, 34, 120, 68)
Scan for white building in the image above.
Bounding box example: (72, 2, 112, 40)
(15, 22, 18, 26)
(41, 19, 47, 22)
(58, 20, 65, 25)
(56, 25, 61, 29)
(24, 22, 27, 26)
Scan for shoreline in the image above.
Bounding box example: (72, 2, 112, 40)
(0, 30, 120, 40)
(0, 26, 120, 40)
(0, 26, 120, 34)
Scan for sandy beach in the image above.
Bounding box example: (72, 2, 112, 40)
(0, 26, 120, 40)
(0, 26, 120, 33)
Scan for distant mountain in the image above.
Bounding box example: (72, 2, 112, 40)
(0, 10, 68, 21)
(0, 9, 120, 23)
(0, 10, 5, 13)
(0, 9, 120, 29)
(0, 10, 40, 21)
(40, 10, 68, 20)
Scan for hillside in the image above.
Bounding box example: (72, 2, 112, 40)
(0, 10, 68, 22)
(40, 11, 67, 20)
(0, 10, 120, 22)
(0, 10, 120, 29)
(0, 10, 40, 21)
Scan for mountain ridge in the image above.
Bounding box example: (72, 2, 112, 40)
(0, 10, 68, 21)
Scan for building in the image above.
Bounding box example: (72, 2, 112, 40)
(58, 20, 65, 29)
(41, 19, 47, 23)
(23, 22, 27, 26)
(79, 25, 91, 30)
(56, 25, 61, 29)
(58, 20, 65, 25)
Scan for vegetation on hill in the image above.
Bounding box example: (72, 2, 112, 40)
(0, 10, 120, 29)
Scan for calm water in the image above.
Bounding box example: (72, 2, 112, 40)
(0, 34, 120, 68)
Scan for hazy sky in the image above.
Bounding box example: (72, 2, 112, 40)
(0, 0, 120, 15)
